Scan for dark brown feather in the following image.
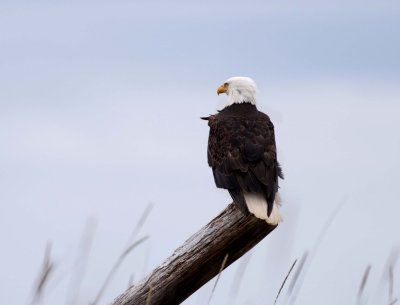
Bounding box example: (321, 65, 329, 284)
(204, 103, 283, 216)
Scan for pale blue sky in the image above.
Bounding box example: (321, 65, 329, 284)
(1, 1, 400, 305)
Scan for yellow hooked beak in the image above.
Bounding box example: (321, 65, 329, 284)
(217, 83, 228, 95)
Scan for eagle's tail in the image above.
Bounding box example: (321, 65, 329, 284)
(244, 192, 282, 225)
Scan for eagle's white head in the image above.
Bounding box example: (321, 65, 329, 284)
(217, 76, 257, 107)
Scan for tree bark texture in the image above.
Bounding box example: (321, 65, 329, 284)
(110, 203, 277, 305)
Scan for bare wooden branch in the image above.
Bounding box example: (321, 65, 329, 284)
(110, 203, 277, 305)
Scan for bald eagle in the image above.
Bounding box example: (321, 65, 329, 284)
(202, 77, 283, 225)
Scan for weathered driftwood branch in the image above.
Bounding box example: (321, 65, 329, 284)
(110, 203, 277, 305)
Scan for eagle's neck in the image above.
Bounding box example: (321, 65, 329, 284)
(220, 103, 258, 116)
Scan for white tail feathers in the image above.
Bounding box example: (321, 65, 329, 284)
(244, 192, 282, 225)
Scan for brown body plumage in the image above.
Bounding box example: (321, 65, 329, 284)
(203, 102, 283, 217)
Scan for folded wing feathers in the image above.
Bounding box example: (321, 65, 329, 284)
(204, 106, 283, 225)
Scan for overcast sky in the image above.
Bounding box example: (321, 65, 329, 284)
(1, 1, 400, 305)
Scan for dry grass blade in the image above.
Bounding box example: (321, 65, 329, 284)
(389, 264, 394, 304)
(141, 243, 151, 278)
(227, 251, 252, 305)
(32, 242, 55, 304)
(129, 203, 154, 243)
(91, 204, 153, 305)
(287, 252, 308, 296)
(286, 200, 346, 305)
(207, 253, 229, 305)
(66, 219, 97, 305)
(382, 247, 399, 305)
(90, 235, 149, 305)
(389, 299, 398, 305)
(121, 236, 149, 259)
(274, 259, 298, 305)
(128, 274, 135, 288)
(356, 264, 371, 305)
(314, 199, 346, 254)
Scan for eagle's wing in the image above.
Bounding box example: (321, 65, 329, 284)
(207, 112, 282, 215)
